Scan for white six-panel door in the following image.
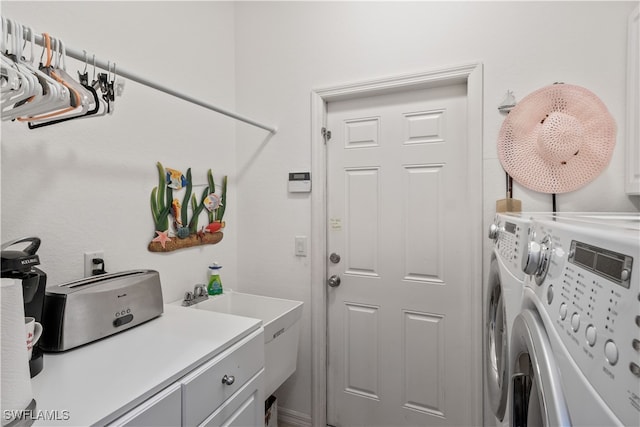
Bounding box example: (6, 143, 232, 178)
(326, 84, 474, 426)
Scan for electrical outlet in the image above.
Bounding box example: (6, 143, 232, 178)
(84, 250, 104, 277)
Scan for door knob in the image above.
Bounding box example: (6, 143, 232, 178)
(328, 275, 341, 287)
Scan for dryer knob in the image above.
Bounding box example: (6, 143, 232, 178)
(522, 241, 542, 275)
(522, 236, 552, 284)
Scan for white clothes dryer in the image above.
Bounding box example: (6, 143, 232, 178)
(512, 213, 640, 426)
(485, 213, 535, 426)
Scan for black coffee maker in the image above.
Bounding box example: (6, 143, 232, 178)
(1, 237, 47, 377)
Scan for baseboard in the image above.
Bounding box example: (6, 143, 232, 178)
(278, 407, 312, 427)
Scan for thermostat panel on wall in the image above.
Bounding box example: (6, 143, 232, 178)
(288, 172, 311, 192)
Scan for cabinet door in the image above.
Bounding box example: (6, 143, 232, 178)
(200, 370, 264, 427)
(107, 383, 181, 427)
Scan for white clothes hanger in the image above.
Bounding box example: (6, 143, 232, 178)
(2, 23, 69, 121)
(1, 20, 42, 119)
(0, 19, 30, 104)
(0, 19, 22, 97)
(14, 33, 79, 123)
(56, 40, 92, 114)
(24, 37, 88, 122)
(16, 27, 69, 119)
(1, 20, 24, 99)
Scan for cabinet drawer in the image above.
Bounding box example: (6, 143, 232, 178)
(107, 383, 181, 427)
(182, 329, 264, 426)
(200, 370, 264, 427)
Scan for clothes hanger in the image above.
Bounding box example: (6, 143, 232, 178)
(106, 62, 116, 114)
(54, 39, 92, 113)
(1, 21, 47, 120)
(0, 20, 39, 113)
(28, 50, 101, 129)
(88, 54, 109, 117)
(0, 19, 26, 101)
(94, 61, 115, 114)
(17, 33, 83, 123)
(0, 19, 23, 99)
(3, 27, 66, 121)
(27, 83, 100, 128)
(0, 19, 22, 99)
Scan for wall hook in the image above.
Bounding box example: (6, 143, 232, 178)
(498, 90, 517, 114)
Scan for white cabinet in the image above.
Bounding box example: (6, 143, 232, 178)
(200, 371, 264, 427)
(109, 384, 182, 427)
(108, 329, 264, 427)
(182, 329, 264, 426)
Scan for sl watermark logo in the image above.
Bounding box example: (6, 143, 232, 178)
(3, 409, 70, 422)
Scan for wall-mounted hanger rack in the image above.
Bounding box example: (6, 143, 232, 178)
(4, 19, 277, 134)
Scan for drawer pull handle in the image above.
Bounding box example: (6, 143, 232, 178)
(221, 375, 235, 386)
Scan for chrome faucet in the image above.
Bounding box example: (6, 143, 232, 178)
(182, 284, 208, 306)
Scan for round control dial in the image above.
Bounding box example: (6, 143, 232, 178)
(522, 235, 552, 284)
(488, 223, 500, 241)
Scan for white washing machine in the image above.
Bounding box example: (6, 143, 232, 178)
(510, 213, 640, 426)
(485, 212, 536, 426)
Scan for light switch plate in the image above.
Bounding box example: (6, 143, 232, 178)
(295, 236, 307, 257)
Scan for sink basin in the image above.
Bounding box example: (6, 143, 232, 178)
(182, 291, 303, 397)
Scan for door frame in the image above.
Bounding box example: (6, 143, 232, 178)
(309, 62, 484, 427)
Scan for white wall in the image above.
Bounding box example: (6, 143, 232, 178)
(1, 1, 239, 304)
(233, 0, 639, 421)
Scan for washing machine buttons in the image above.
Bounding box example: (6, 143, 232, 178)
(585, 325, 597, 347)
(604, 340, 619, 365)
(571, 312, 581, 332)
(630, 363, 640, 378)
(546, 285, 554, 304)
(633, 339, 640, 352)
(559, 303, 568, 320)
(620, 268, 630, 282)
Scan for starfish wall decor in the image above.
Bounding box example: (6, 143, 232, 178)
(148, 162, 227, 253)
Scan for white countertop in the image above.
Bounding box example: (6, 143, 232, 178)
(30, 304, 261, 426)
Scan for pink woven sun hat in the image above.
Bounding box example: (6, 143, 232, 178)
(497, 83, 616, 194)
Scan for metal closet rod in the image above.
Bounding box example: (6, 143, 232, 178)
(10, 24, 278, 134)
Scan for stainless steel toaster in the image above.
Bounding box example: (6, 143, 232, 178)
(41, 270, 164, 352)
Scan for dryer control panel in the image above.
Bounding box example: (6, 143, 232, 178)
(528, 218, 640, 426)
